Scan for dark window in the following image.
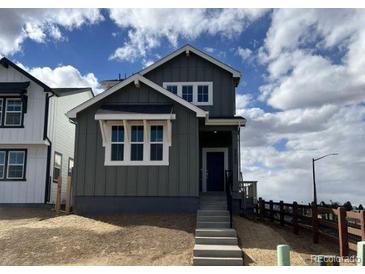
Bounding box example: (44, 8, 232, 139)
(166, 85, 178, 94)
(131, 126, 144, 161)
(111, 126, 124, 161)
(53, 152, 62, 182)
(0, 151, 5, 179)
(68, 158, 74, 176)
(198, 85, 209, 102)
(150, 126, 163, 161)
(7, 150, 26, 179)
(182, 85, 193, 102)
(5, 99, 22, 126)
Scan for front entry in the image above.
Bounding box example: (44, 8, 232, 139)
(206, 152, 225, 191)
(202, 147, 228, 192)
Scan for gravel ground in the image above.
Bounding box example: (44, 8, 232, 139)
(0, 207, 195, 266)
(234, 216, 355, 266)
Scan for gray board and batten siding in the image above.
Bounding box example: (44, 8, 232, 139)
(143, 51, 237, 117)
(73, 82, 200, 213)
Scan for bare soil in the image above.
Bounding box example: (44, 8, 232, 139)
(234, 216, 355, 266)
(0, 207, 195, 266)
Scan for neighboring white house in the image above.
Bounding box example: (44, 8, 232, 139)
(0, 57, 93, 204)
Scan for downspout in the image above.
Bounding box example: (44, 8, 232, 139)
(43, 92, 54, 204)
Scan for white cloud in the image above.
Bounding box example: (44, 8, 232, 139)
(239, 101, 365, 205)
(0, 9, 103, 55)
(109, 9, 269, 61)
(258, 9, 365, 110)
(204, 47, 215, 53)
(17, 62, 100, 93)
(237, 47, 253, 62)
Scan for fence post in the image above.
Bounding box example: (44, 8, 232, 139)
(293, 201, 298, 235)
(312, 202, 319, 244)
(337, 207, 349, 257)
(358, 241, 365, 266)
(259, 198, 265, 221)
(279, 200, 284, 226)
(269, 200, 274, 222)
(360, 210, 365, 241)
(65, 175, 72, 213)
(55, 176, 62, 213)
(277, 245, 290, 266)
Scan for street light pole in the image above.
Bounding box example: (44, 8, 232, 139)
(312, 153, 338, 207)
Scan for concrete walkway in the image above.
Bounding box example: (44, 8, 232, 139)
(193, 193, 243, 266)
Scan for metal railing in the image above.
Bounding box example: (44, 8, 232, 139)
(225, 170, 233, 228)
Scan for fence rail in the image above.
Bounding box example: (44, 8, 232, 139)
(254, 198, 365, 256)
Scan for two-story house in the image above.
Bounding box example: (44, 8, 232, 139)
(0, 57, 93, 205)
(67, 45, 246, 214)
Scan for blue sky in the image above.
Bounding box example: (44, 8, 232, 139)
(1, 9, 364, 205)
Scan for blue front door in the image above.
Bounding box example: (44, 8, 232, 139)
(206, 152, 225, 191)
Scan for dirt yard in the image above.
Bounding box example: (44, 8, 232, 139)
(234, 216, 355, 266)
(0, 207, 195, 266)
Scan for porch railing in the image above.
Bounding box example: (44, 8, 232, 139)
(225, 170, 233, 228)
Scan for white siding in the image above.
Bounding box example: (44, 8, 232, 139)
(0, 65, 47, 144)
(48, 91, 92, 203)
(0, 144, 47, 203)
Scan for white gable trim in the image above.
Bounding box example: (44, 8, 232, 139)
(66, 74, 207, 119)
(139, 45, 241, 78)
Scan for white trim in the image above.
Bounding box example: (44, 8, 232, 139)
(102, 120, 170, 166)
(67, 74, 207, 119)
(4, 98, 23, 126)
(139, 45, 241, 79)
(205, 117, 246, 126)
(202, 147, 228, 193)
(163, 82, 213, 106)
(95, 113, 176, 121)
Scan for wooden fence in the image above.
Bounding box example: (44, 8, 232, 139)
(55, 175, 73, 214)
(255, 198, 365, 256)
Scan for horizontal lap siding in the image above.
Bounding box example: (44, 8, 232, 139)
(144, 52, 236, 117)
(74, 82, 199, 197)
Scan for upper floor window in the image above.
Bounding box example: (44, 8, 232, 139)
(0, 149, 27, 181)
(0, 97, 24, 127)
(166, 85, 178, 95)
(163, 82, 213, 106)
(68, 158, 74, 176)
(182, 85, 193, 102)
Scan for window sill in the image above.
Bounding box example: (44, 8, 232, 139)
(104, 160, 169, 166)
(0, 178, 26, 182)
(0, 125, 24, 128)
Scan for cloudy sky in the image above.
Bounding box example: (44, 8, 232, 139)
(1, 9, 364, 205)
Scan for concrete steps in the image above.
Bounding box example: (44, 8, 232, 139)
(193, 193, 243, 266)
(194, 244, 242, 257)
(195, 236, 238, 245)
(193, 256, 243, 266)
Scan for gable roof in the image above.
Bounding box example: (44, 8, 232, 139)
(66, 74, 207, 119)
(139, 44, 242, 79)
(0, 57, 52, 92)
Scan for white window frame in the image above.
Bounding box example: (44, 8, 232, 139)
(110, 125, 125, 161)
(4, 98, 23, 126)
(103, 120, 170, 166)
(0, 98, 3, 126)
(163, 82, 213, 106)
(7, 150, 26, 179)
(0, 151, 5, 179)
